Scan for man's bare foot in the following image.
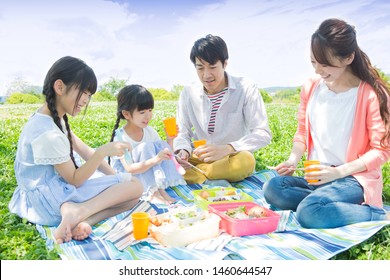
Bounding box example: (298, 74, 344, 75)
(54, 202, 84, 244)
(158, 189, 176, 204)
(71, 222, 92, 241)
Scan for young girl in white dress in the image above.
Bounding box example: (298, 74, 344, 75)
(8, 56, 143, 244)
(109, 85, 186, 204)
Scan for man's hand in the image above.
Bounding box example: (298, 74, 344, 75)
(194, 144, 235, 162)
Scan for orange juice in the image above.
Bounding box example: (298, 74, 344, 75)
(131, 212, 150, 240)
(193, 139, 206, 148)
(163, 117, 177, 137)
(303, 160, 320, 183)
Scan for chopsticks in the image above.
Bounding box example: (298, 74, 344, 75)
(174, 154, 208, 176)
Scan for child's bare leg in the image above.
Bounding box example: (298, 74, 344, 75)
(55, 178, 143, 243)
(71, 199, 140, 240)
(158, 189, 176, 204)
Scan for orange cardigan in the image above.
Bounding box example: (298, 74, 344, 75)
(293, 76, 390, 208)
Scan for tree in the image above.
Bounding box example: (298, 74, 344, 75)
(99, 77, 128, 96)
(6, 77, 41, 96)
(170, 84, 184, 99)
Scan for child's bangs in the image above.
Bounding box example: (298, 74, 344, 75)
(70, 67, 98, 95)
(136, 91, 154, 111)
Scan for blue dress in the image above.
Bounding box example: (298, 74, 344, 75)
(112, 126, 186, 200)
(8, 113, 124, 226)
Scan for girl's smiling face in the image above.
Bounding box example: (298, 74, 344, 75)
(128, 108, 153, 128)
(55, 80, 91, 117)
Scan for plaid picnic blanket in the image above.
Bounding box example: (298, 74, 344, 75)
(37, 170, 390, 260)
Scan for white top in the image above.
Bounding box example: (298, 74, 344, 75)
(114, 125, 161, 149)
(308, 81, 358, 166)
(174, 72, 272, 153)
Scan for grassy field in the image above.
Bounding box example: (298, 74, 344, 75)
(0, 101, 389, 260)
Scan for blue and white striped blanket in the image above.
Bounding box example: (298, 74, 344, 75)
(37, 170, 390, 260)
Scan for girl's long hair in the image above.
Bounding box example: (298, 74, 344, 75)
(43, 56, 97, 168)
(108, 84, 154, 165)
(311, 18, 390, 147)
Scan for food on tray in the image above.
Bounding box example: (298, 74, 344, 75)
(247, 206, 266, 218)
(149, 207, 206, 230)
(205, 188, 242, 202)
(199, 190, 210, 199)
(224, 205, 267, 219)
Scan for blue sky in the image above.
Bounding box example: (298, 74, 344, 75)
(0, 0, 389, 95)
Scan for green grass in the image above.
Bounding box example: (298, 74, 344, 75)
(0, 101, 389, 260)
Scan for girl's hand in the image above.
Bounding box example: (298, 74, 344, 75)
(97, 141, 132, 157)
(155, 148, 171, 163)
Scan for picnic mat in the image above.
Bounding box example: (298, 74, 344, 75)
(36, 170, 390, 260)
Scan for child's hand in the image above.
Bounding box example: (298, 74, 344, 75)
(98, 141, 132, 157)
(155, 148, 172, 163)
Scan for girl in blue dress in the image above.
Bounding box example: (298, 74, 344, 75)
(8, 56, 143, 244)
(109, 85, 186, 204)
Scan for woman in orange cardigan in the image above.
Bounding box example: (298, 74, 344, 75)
(263, 18, 390, 228)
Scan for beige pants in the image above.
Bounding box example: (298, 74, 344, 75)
(184, 150, 256, 184)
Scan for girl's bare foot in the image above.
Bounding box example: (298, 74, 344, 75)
(158, 189, 176, 204)
(71, 222, 92, 241)
(54, 202, 84, 244)
(150, 191, 168, 205)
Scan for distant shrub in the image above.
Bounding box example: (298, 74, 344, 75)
(92, 91, 116, 102)
(260, 89, 272, 103)
(148, 88, 178, 100)
(6, 92, 41, 104)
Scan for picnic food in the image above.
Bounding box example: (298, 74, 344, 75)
(225, 205, 267, 219)
(199, 190, 210, 199)
(247, 206, 266, 218)
(149, 206, 221, 247)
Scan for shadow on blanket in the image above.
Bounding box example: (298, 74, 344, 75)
(37, 170, 390, 260)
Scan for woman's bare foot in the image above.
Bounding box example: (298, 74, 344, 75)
(54, 202, 85, 244)
(71, 222, 92, 241)
(158, 189, 176, 204)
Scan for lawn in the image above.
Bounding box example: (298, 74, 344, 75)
(0, 101, 389, 260)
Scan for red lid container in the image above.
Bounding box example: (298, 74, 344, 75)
(208, 201, 280, 237)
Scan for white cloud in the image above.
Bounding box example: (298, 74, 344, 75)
(0, 0, 389, 96)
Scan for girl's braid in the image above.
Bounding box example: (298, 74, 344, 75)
(108, 114, 122, 165)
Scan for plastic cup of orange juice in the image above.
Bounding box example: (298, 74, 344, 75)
(163, 117, 177, 137)
(131, 212, 150, 240)
(303, 160, 320, 183)
(193, 139, 206, 148)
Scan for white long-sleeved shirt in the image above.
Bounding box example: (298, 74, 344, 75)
(174, 73, 272, 154)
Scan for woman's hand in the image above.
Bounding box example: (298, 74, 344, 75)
(272, 160, 297, 176)
(305, 165, 344, 186)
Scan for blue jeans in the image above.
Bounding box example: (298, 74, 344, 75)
(263, 175, 387, 228)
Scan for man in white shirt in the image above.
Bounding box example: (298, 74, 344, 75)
(174, 34, 272, 185)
